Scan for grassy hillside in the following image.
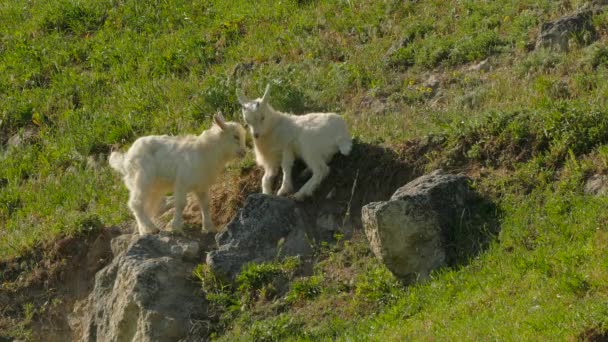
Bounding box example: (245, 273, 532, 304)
(2, 0, 608, 340)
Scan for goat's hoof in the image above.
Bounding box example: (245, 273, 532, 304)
(202, 226, 217, 234)
(291, 193, 307, 202)
(169, 228, 186, 237)
(140, 228, 160, 236)
(277, 188, 292, 197)
(169, 222, 185, 234)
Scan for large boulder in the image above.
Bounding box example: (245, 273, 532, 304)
(362, 170, 476, 283)
(536, 9, 597, 52)
(69, 234, 208, 342)
(206, 194, 312, 280)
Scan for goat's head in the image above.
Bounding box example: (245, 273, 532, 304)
(236, 84, 272, 140)
(213, 112, 247, 159)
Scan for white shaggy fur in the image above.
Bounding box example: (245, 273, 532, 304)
(237, 84, 352, 200)
(109, 114, 247, 235)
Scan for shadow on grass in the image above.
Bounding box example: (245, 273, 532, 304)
(442, 191, 502, 268)
(210, 138, 501, 269)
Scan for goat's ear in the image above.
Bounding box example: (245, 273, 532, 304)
(236, 89, 249, 105)
(213, 113, 227, 130)
(261, 84, 271, 104)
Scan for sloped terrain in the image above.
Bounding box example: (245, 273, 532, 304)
(2, 0, 608, 340)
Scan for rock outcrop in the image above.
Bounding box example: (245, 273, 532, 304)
(468, 58, 491, 72)
(69, 233, 208, 342)
(362, 170, 481, 283)
(206, 194, 312, 280)
(536, 9, 598, 52)
(584, 174, 608, 196)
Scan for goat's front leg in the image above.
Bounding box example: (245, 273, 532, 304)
(195, 190, 215, 232)
(277, 149, 295, 196)
(262, 165, 279, 195)
(170, 183, 187, 233)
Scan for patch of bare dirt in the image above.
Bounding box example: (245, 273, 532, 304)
(0, 226, 123, 341)
(580, 327, 608, 342)
(210, 165, 263, 228)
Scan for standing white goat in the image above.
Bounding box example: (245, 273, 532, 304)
(109, 113, 247, 235)
(237, 84, 352, 200)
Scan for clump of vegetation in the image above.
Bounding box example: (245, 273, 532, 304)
(213, 236, 407, 341)
(285, 275, 323, 304)
(3, 0, 608, 340)
(193, 256, 302, 336)
(236, 256, 301, 303)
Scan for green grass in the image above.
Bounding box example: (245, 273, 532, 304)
(348, 174, 608, 340)
(2, 0, 608, 340)
(212, 155, 608, 341)
(0, 0, 591, 257)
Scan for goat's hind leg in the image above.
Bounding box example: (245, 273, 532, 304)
(128, 182, 159, 235)
(144, 188, 164, 227)
(293, 155, 329, 201)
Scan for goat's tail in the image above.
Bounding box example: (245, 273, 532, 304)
(337, 136, 353, 156)
(109, 151, 127, 175)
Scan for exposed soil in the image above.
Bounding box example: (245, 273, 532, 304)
(580, 327, 608, 342)
(0, 226, 123, 341)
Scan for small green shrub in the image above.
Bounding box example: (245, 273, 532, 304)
(518, 49, 565, 75)
(286, 275, 323, 303)
(39, 1, 108, 34)
(584, 43, 608, 69)
(236, 256, 302, 303)
(354, 265, 402, 307)
(249, 314, 304, 342)
(448, 30, 502, 66)
(237, 262, 283, 296)
(387, 45, 416, 68)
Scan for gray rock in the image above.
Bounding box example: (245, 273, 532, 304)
(423, 74, 440, 90)
(316, 212, 340, 232)
(207, 194, 312, 280)
(69, 234, 208, 341)
(86, 155, 105, 171)
(182, 241, 201, 261)
(8, 126, 38, 148)
(536, 9, 597, 52)
(423, 74, 441, 97)
(584, 174, 608, 196)
(468, 59, 491, 72)
(362, 170, 474, 283)
(110, 234, 134, 257)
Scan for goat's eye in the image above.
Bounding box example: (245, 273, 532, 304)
(260, 116, 265, 122)
(234, 135, 239, 140)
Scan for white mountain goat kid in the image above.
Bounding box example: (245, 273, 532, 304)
(109, 114, 247, 235)
(237, 84, 352, 200)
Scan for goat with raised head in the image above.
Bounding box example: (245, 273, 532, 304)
(237, 84, 352, 200)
